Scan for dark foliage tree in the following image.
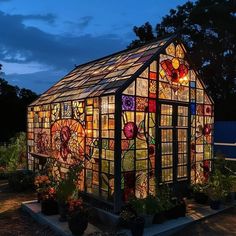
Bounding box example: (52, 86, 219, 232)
(0, 67, 38, 142)
(128, 0, 236, 120)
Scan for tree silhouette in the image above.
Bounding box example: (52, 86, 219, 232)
(128, 0, 236, 120)
(0, 66, 38, 142)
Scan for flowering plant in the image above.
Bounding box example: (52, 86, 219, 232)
(34, 175, 51, 193)
(42, 187, 57, 200)
(67, 198, 83, 214)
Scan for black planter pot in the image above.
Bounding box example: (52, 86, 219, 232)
(165, 207, 176, 220)
(153, 211, 166, 224)
(176, 202, 186, 217)
(130, 216, 145, 236)
(37, 192, 42, 203)
(210, 200, 221, 210)
(164, 202, 186, 220)
(68, 211, 88, 236)
(41, 199, 58, 215)
(194, 192, 208, 204)
(58, 202, 68, 222)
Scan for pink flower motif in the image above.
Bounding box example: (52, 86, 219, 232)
(123, 122, 138, 139)
(203, 124, 212, 135)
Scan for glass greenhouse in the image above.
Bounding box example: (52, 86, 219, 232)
(27, 35, 214, 212)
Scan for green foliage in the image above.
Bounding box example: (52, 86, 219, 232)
(8, 169, 35, 192)
(0, 132, 27, 171)
(204, 169, 232, 201)
(129, 0, 236, 120)
(156, 184, 175, 212)
(191, 182, 208, 193)
(129, 186, 174, 215)
(56, 163, 83, 204)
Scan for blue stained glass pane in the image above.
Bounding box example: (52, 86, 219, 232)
(191, 103, 196, 115)
(190, 81, 196, 88)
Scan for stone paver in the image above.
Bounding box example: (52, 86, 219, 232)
(172, 207, 236, 236)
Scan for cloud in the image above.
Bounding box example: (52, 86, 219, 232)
(77, 16, 93, 28)
(5, 69, 67, 93)
(21, 13, 56, 24)
(0, 11, 127, 71)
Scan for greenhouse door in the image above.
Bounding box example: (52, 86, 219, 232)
(159, 103, 190, 190)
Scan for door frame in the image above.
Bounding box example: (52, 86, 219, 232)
(157, 100, 191, 191)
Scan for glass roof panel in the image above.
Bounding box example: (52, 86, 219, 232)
(31, 37, 172, 106)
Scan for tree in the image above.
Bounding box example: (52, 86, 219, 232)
(0, 66, 38, 142)
(129, 0, 236, 120)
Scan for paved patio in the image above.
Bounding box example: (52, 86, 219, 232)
(22, 199, 236, 236)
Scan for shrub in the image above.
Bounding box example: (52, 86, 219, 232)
(0, 132, 27, 172)
(8, 169, 35, 192)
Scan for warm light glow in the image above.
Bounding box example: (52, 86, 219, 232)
(172, 58, 180, 69)
(179, 75, 189, 84)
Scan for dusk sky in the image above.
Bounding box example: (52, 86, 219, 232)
(0, 0, 190, 94)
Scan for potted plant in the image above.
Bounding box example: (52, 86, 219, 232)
(205, 170, 231, 210)
(129, 196, 154, 227)
(192, 182, 209, 204)
(130, 216, 145, 236)
(41, 187, 58, 215)
(152, 198, 166, 224)
(67, 198, 88, 236)
(167, 197, 186, 219)
(142, 195, 158, 226)
(119, 204, 137, 228)
(56, 163, 83, 222)
(34, 175, 51, 202)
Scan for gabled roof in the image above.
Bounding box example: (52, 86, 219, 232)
(31, 35, 176, 106)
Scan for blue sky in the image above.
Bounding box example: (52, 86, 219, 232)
(0, 0, 190, 93)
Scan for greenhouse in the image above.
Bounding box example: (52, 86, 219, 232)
(27, 35, 214, 212)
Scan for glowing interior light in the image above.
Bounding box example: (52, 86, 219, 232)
(179, 75, 189, 84)
(108, 66, 114, 70)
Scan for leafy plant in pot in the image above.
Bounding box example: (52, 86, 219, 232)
(67, 198, 88, 236)
(129, 196, 154, 227)
(130, 216, 145, 236)
(205, 170, 231, 210)
(56, 163, 83, 222)
(119, 204, 137, 228)
(192, 182, 209, 204)
(168, 197, 186, 219)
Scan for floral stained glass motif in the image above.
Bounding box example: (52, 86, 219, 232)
(136, 97, 148, 111)
(35, 129, 50, 155)
(122, 95, 135, 111)
(51, 119, 85, 164)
